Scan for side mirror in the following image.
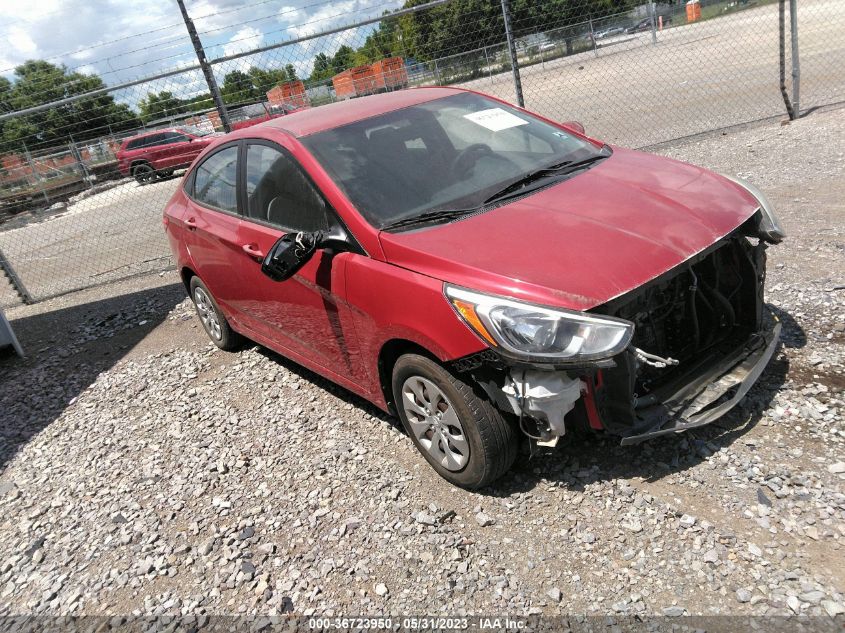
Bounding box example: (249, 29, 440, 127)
(561, 121, 586, 135)
(260, 226, 351, 282)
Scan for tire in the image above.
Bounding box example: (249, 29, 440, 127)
(189, 277, 243, 351)
(392, 354, 518, 489)
(132, 162, 155, 184)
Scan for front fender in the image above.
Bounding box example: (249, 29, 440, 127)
(345, 257, 487, 405)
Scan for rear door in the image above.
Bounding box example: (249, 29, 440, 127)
(180, 142, 246, 314)
(142, 133, 169, 167)
(162, 130, 195, 169)
(234, 140, 366, 382)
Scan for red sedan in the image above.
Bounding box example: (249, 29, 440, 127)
(163, 87, 784, 488)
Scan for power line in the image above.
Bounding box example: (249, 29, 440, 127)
(204, 0, 405, 57)
(4, 0, 404, 87)
(1, 0, 428, 111)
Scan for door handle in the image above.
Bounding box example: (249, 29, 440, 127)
(242, 243, 265, 260)
(185, 217, 197, 231)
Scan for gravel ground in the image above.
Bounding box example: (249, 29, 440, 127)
(0, 107, 843, 622)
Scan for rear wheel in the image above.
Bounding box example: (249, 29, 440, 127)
(189, 277, 243, 351)
(392, 354, 518, 489)
(132, 162, 155, 184)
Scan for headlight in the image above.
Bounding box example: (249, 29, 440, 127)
(445, 285, 634, 362)
(721, 174, 786, 244)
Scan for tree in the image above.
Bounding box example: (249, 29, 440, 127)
(390, 0, 633, 62)
(248, 67, 288, 96)
(0, 76, 12, 146)
(221, 70, 258, 105)
(285, 64, 298, 82)
(310, 53, 333, 82)
(138, 91, 188, 123)
(0, 60, 138, 151)
(331, 45, 356, 74)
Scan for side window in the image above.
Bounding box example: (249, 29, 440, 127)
(165, 131, 189, 143)
(143, 133, 166, 147)
(193, 146, 239, 213)
(245, 144, 331, 232)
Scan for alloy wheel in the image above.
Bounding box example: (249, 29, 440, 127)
(133, 164, 155, 184)
(193, 286, 222, 341)
(401, 376, 469, 471)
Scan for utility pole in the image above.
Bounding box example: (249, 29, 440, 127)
(176, 0, 231, 132)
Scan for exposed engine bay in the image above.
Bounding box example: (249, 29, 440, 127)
(457, 232, 780, 445)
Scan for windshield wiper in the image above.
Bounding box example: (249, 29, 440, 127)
(483, 150, 611, 205)
(381, 148, 612, 232)
(381, 208, 477, 231)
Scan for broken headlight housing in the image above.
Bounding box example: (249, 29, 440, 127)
(721, 174, 786, 244)
(445, 285, 634, 362)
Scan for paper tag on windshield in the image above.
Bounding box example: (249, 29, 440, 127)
(463, 108, 529, 132)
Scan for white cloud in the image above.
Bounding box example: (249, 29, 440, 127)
(0, 0, 398, 96)
(281, 1, 363, 39)
(7, 27, 38, 57)
(222, 26, 265, 58)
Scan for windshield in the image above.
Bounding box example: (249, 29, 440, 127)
(179, 125, 212, 137)
(302, 92, 602, 229)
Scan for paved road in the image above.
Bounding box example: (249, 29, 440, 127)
(1, 0, 842, 305)
(461, 0, 845, 147)
(0, 177, 179, 306)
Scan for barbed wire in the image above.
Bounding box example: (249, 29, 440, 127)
(1, 0, 841, 308)
(0, 0, 410, 107)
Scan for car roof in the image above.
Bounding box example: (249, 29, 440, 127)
(125, 128, 181, 141)
(261, 87, 465, 138)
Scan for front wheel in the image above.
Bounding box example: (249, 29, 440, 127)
(392, 354, 518, 489)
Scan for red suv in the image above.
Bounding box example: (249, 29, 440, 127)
(163, 87, 784, 489)
(117, 127, 217, 184)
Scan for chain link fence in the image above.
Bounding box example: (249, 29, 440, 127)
(1, 0, 842, 308)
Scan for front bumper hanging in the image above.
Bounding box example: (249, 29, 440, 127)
(619, 317, 781, 445)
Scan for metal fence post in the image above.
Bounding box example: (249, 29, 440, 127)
(176, 0, 231, 133)
(433, 58, 441, 85)
(69, 136, 93, 188)
(789, 0, 800, 116)
(649, 2, 658, 44)
(589, 17, 598, 57)
(500, 0, 524, 107)
(484, 46, 493, 83)
(22, 141, 49, 205)
(779, 0, 796, 119)
(0, 247, 34, 305)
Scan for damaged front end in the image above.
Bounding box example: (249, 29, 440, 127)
(448, 227, 781, 447)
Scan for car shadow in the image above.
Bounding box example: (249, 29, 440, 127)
(253, 345, 399, 426)
(0, 283, 184, 473)
(248, 306, 798, 497)
(485, 310, 797, 496)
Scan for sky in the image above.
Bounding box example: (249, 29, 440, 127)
(0, 0, 404, 102)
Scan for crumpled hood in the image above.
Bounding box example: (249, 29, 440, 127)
(378, 147, 760, 311)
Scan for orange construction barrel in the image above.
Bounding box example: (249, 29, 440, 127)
(686, 0, 702, 22)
